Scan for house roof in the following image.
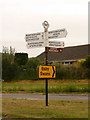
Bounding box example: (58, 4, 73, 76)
(37, 44, 90, 62)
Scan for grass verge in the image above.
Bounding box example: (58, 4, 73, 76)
(0, 98, 2, 118)
(2, 79, 89, 94)
(2, 98, 88, 118)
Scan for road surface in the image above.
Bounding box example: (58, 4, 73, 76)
(1, 93, 88, 100)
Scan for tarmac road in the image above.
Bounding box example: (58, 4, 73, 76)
(1, 93, 88, 100)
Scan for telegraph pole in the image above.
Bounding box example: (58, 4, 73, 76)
(42, 21, 49, 106)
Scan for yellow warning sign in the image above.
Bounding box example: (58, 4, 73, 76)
(39, 66, 56, 78)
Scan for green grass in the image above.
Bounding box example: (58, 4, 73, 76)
(0, 99, 2, 118)
(48, 83, 89, 93)
(2, 80, 89, 93)
(2, 98, 88, 118)
(0, 81, 2, 93)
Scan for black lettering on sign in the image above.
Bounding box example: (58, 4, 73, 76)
(40, 72, 43, 75)
(40, 72, 50, 76)
(41, 67, 49, 71)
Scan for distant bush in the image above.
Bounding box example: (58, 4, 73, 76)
(2, 46, 89, 81)
(14, 53, 28, 66)
(2, 54, 19, 82)
(56, 65, 69, 79)
(56, 62, 88, 80)
(2, 46, 42, 81)
(80, 56, 90, 79)
(21, 58, 42, 80)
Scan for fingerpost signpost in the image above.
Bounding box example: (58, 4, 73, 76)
(25, 21, 67, 106)
(42, 21, 49, 106)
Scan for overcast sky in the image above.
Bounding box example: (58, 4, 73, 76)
(0, 0, 89, 57)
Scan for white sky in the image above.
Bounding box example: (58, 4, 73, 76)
(0, 0, 89, 57)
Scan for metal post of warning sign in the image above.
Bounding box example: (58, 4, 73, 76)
(42, 21, 49, 106)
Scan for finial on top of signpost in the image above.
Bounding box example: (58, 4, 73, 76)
(42, 21, 49, 32)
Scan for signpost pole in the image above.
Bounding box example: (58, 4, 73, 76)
(26, 21, 67, 106)
(42, 21, 49, 106)
(45, 47, 48, 106)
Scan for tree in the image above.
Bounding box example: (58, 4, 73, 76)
(81, 56, 90, 79)
(14, 53, 28, 66)
(26, 58, 41, 69)
(84, 56, 90, 68)
(2, 46, 19, 81)
(2, 59, 18, 81)
(2, 46, 15, 64)
(25, 58, 41, 79)
(81, 56, 90, 69)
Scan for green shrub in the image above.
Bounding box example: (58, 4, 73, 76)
(56, 62, 88, 80)
(81, 56, 90, 68)
(2, 55, 19, 82)
(24, 58, 42, 80)
(14, 53, 28, 66)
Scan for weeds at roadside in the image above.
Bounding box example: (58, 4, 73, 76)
(2, 80, 89, 93)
